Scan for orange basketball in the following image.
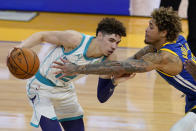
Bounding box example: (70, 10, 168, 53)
(7, 48, 40, 79)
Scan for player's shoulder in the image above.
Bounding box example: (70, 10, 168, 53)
(63, 30, 83, 39)
(159, 49, 179, 59)
(61, 30, 83, 47)
(156, 49, 181, 66)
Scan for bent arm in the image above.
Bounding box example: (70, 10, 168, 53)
(97, 77, 116, 103)
(19, 30, 82, 48)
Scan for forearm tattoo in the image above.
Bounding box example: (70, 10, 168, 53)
(75, 59, 150, 75)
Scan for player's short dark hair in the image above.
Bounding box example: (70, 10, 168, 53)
(151, 7, 182, 42)
(96, 17, 126, 37)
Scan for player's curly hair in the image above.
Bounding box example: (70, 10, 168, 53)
(96, 17, 126, 37)
(151, 7, 182, 42)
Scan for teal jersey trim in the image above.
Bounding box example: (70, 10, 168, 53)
(102, 56, 107, 62)
(63, 33, 85, 55)
(30, 122, 39, 128)
(51, 117, 58, 120)
(83, 35, 106, 61)
(58, 115, 83, 122)
(35, 70, 56, 86)
(83, 36, 96, 61)
(55, 73, 77, 82)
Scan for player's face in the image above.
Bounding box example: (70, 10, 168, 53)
(145, 19, 162, 45)
(100, 33, 121, 56)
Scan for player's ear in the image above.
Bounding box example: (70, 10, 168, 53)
(97, 32, 103, 38)
(160, 30, 167, 38)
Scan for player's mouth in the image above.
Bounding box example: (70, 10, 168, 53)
(108, 51, 113, 55)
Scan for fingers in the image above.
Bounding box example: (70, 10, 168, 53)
(8, 47, 17, 57)
(122, 74, 131, 77)
(129, 73, 136, 79)
(57, 73, 67, 79)
(114, 73, 136, 84)
(114, 73, 135, 78)
(52, 61, 64, 66)
(113, 73, 130, 78)
(122, 73, 136, 79)
(53, 70, 63, 75)
(51, 64, 64, 70)
(52, 57, 70, 66)
(53, 71, 67, 79)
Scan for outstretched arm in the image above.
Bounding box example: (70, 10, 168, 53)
(75, 59, 152, 75)
(72, 45, 156, 75)
(52, 52, 158, 76)
(52, 50, 182, 76)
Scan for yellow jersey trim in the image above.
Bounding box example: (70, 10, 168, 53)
(192, 106, 196, 110)
(158, 48, 178, 77)
(160, 48, 178, 56)
(185, 105, 196, 115)
(157, 70, 174, 77)
(160, 41, 176, 48)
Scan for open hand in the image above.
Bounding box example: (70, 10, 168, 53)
(51, 58, 78, 78)
(113, 73, 136, 85)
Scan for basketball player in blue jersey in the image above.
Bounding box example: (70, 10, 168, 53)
(52, 8, 196, 131)
(11, 18, 130, 131)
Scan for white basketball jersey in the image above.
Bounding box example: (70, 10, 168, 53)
(27, 34, 106, 127)
(36, 34, 106, 87)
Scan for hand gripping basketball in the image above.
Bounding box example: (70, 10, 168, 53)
(7, 48, 40, 79)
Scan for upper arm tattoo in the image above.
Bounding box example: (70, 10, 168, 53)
(142, 52, 162, 65)
(133, 45, 156, 59)
(162, 52, 183, 72)
(154, 50, 183, 74)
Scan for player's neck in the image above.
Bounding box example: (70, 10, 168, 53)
(155, 38, 167, 50)
(85, 38, 103, 58)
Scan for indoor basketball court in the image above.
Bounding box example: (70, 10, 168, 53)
(0, 0, 191, 131)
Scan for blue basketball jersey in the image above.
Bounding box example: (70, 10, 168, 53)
(156, 35, 196, 112)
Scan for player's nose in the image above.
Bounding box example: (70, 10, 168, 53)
(111, 43, 117, 50)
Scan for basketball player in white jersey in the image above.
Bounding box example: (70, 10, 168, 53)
(13, 18, 129, 131)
